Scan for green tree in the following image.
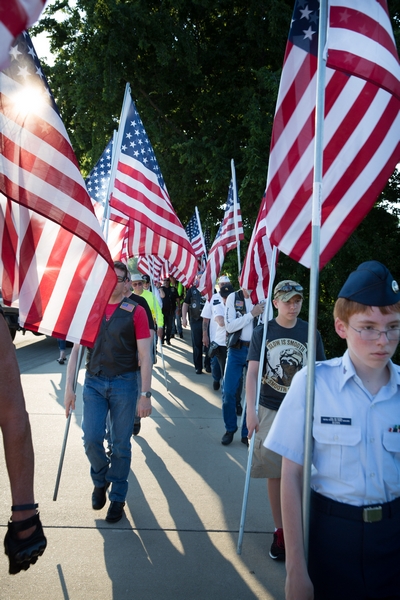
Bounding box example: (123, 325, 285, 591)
(33, 0, 400, 358)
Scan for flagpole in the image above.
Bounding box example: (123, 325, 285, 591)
(302, 0, 328, 560)
(237, 246, 278, 554)
(195, 206, 207, 261)
(105, 82, 132, 220)
(53, 346, 85, 501)
(231, 159, 241, 274)
(149, 256, 168, 391)
(102, 129, 118, 242)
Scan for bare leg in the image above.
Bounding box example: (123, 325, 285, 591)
(0, 315, 46, 572)
(0, 317, 35, 521)
(267, 478, 283, 529)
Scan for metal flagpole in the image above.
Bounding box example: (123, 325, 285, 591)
(53, 85, 132, 502)
(53, 345, 85, 501)
(101, 129, 118, 241)
(195, 206, 208, 261)
(231, 159, 241, 274)
(237, 246, 278, 554)
(106, 83, 132, 210)
(302, 0, 328, 560)
(149, 257, 168, 390)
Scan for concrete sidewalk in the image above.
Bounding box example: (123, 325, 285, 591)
(0, 331, 286, 600)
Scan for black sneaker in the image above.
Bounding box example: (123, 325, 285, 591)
(221, 428, 237, 445)
(106, 501, 125, 523)
(92, 482, 110, 510)
(213, 380, 220, 391)
(269, 528, 285, 561)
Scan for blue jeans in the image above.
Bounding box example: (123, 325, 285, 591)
(222, 345, 248, 437)
(82, 371, 139, 502)
(57, 338, 66, 351)
(172, 308, 183, 336)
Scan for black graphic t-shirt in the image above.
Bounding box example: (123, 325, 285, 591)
(247, 318, 326, 411)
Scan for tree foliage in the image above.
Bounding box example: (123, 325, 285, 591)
(32, 0, 400, 357)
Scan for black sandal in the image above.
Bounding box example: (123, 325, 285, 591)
(56, 358, 65, 364)
(4, 504, 47, 575)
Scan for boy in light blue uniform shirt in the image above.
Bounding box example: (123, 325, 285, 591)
(265, 261, 400, 600)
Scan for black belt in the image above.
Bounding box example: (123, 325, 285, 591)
(311, 490, 400, 523)
(240, 341, 250, 347)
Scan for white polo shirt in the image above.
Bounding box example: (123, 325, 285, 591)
(201, 293, 223, 342)
(265, 350, 400, 506)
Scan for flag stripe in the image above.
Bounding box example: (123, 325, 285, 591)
(0, 33, 116, 345)
(108, 96, 197, 285)
(264, 0, 400, 270)
(199, 178, 243, 299)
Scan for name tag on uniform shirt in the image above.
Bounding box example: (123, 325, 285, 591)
(321, 417, 352, 426)
(213, 299, 221, 305)
(120, 302, 135, 312)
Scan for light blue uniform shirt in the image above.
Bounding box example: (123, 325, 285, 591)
(265, 350, 400, 506)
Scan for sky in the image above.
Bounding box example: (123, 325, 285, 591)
(31, 0, 76, 66)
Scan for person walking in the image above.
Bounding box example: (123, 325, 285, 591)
(182, 275, 206, 374)
(221, 285, 264, 445)
(246, 280, 325, 562)
(266, 262, 400, 600)
(64, 261, 153, 523)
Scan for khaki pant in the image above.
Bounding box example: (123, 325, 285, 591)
(250, 405, 282, 478)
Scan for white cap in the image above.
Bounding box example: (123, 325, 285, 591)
(218, 275, 230, 284)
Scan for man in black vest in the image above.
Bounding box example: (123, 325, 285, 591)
(64, 262, 152, 523)
(182, 275, 206, 373)
(221, 286, 264, 445)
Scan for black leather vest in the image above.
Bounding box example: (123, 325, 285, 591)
(86, 299, 139, 376)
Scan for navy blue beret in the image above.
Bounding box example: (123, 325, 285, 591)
(338, 261, 400, 306)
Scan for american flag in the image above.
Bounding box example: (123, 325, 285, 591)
(0, 32, 116, 345)
(109, 95, 198, 285)
(85, 138, 128, 261)
(240, 191, 277, 304)
(185, 210, 206, 259)
(198, 179, 244, 299)
(0, 0, 45, 69)
(265, 0, 400, 269)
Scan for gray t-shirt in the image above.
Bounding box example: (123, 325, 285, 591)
(247, 318, 326, 411)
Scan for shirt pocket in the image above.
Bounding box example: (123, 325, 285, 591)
(313, 424, 361, 482)
(382, 432, 400, 483)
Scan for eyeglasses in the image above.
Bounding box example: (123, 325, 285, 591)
(349, 325, 400, 341)
(276, 283, 303, 294)
(116, 276, 127, 283)
(132, 282, 143, 287)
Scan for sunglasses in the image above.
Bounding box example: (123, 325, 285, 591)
(116, 276, 127, 283)
(276, 283, 303, 294)
(132, 282, 143, 287)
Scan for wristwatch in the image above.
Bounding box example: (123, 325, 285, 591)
(140, 391, 152, 398)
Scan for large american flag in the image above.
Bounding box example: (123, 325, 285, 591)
(0, 0, 46, 69)
(85, 138, 128, 261)
(265, 0, 400, 269)
(198, 180, 244, 299)
(185, 210, 206, 259)
(0, 32, 116, 345)
(240, 191, 276, 304)
(109, 96, 198, 285)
